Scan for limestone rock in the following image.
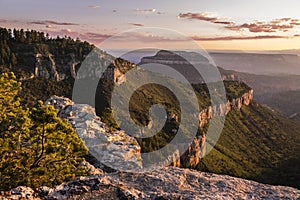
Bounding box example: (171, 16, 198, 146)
(76, 160, 104, 175)
(45, 96, 142, 172)
(180, 135, 206, 168)
(2, 167, 299, 200)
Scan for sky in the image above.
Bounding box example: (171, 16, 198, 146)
(1, 0, 300, 50)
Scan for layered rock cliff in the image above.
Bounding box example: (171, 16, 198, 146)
(33, 53, 81, 81)
(1, 167, 299, 200)
(179, 89, 254, 168)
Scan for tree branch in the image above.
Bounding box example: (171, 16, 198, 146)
(30, 123, 45, 169)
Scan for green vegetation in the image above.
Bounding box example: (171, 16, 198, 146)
(95, 68, 299, 188)
(0, 27, 97, 108)
(95, 66, 251, 154)
(197, 101, 300, 188)
(0, 73, 88, 190)
(224, 80, 251, 100)
(0, 27, 94, 74)
(18, 77, 74, 108)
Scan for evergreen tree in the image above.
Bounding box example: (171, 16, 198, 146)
(0, 72, 88, 190)
(28, 101, 88, 188)
(0, 72, 31, 189)
(10, 53, 17, 66)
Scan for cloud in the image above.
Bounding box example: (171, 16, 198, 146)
(226, 18, 300, 33)
(88, 5, 100, 9)
(128, 23, 144, 27)
(80, 32, 112, 43)
(191, 35, 292, 41)
(178, 13, 300, 34)
(178, 12, 235, 25)
(84, 32, 112, 39)
(79, 32, 112, 44)
(62, 29, 72, 33)
(134, 8, 156, 14)
(290, 19, 300, 26)
(38, 29, 81, 40)
(227, 22, 292, 33)
(29, 20, 79, 26)
(112, 32, 188, 43)
(80, 31, 186, 44)
(0, 19, 20, 23)
(45, 25, 54, 28)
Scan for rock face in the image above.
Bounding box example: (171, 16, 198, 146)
(2, 167, 299, 200)
(45, 96, 142, 172)
(290, 112, 300, 121)
(178, 89, 254, 168)
(34, 53, 80, 81)
(102, 65, 126, 85)
(180, 135, 206, 168)
(35, 53, 60, 81)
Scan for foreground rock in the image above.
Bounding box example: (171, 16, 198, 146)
(45, 96, 142, 172)
(1, 167, 299, 200)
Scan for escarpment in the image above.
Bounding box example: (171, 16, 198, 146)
(178, 89, 254, 168)
(139, 50, 254, 168)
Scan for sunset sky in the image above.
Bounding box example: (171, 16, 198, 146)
(1, 0, 300, 50)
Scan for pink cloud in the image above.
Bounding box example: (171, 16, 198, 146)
(192, 35, 291, 41)
(178, 12, 235, 25)
(128, 23, 144, 27)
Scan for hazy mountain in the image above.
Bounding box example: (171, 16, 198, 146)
(210, 52, 300, 75)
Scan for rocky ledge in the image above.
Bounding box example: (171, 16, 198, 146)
(1, 167, 299, 200)
(45, 96, 142, 172)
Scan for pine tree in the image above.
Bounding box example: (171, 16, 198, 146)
(10, 53, 17, 66)
(28, 101, 88, 188)
(0, 72, 31, 189)
(0, 72, 88, 190)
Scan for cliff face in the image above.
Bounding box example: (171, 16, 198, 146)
(34, 53, 81, 81)
(2, 167, 299, 200)
(32, 51, 131, 85)
(35, 53, 59, 80)
(180, 135, 206, 168)
(179, 89, 254, 168)
(139, 50, 255, 168)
